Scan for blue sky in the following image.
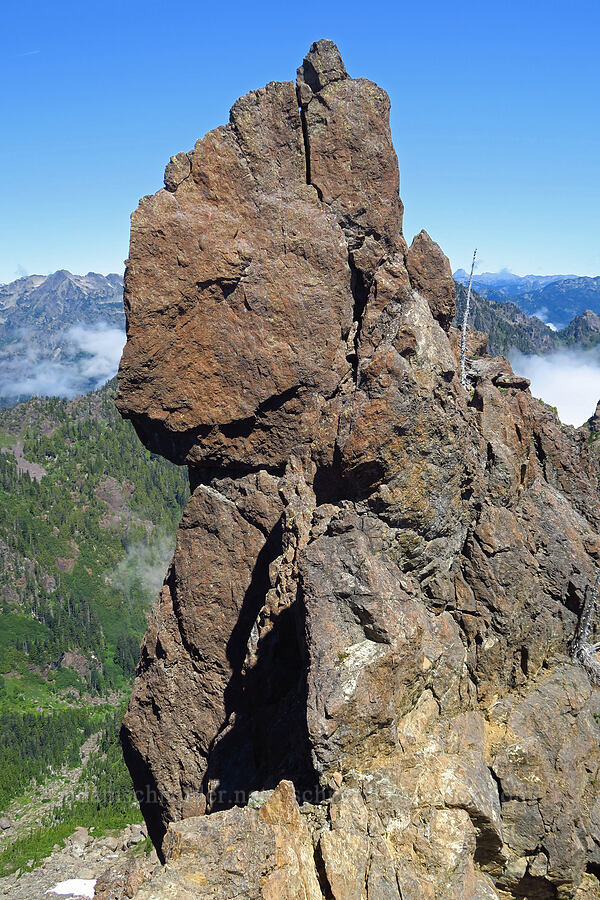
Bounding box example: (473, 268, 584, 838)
(1, 0, 599, 283)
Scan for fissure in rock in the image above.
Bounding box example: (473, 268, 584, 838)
(201, 515, 319, 812)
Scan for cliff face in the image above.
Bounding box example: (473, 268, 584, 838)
(115, 41, 600, 899)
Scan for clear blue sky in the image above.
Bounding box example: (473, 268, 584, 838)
(2, 0, 599, 284)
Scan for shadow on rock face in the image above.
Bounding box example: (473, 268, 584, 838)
(203, 603, 321, 811)
(120, 719, 168, 863)
(201, 517, 321, 812)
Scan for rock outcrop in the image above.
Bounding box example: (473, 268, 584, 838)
(116, 40, 600, 899)
(588, 400, 600, 434)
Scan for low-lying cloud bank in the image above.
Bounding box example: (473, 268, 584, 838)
(111, 534, 176, 602)
(509, 347, 600, 427)
(0, 323, 126, 401)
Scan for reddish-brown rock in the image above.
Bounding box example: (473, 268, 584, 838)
(406, 228, 457, 329)
(116, 39, 600, 899)
(297, 40, 405, 266)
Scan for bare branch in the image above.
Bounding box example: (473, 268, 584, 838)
(460, 248, 477, 389)
(572, 573, 600, 682)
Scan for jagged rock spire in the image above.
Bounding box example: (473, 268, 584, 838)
(297, 38, 348, 94)
(114, 41, 600, 900)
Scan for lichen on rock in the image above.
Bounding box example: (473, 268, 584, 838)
(116, 38, 600, 899)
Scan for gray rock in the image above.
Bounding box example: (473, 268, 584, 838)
(99, 836, 119, 852)
(247, 790, 274, 810)
(127, 830, 146, 847)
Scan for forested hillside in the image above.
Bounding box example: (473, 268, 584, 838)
(0, 379, 188, 874)
(454, 282, 556, 354)
(455, 283, 600, 355)
(0, 377, 188, 700)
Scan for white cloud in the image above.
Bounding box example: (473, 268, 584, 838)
(111, 535, 175, 602)
(531, 307, 558, 331)
(509, 347, 600, 427)
(12, 50, 41, 59)
(0, 322, 126, 400)
(67, 324, 125, 381)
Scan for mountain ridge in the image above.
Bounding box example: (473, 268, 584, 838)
(0, 270, 124, 323)
(454, 282, 600, 355)
(0, 270, 125, 406)
(453, 268, 571, 294)
(454, 268, 600, 328)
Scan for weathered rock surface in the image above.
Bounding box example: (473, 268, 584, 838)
(113, 781, 323, 900)
(406, 228, 456, 330)
(588, 400, 600, 434)
(116, 39, 600, 899)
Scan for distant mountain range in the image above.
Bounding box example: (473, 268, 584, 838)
(453, 270, 600, 329)
(0, 270, 124, 406)
(454, 283, 600, 356)
(0, 269, 124, 339)
(453, 270, 570, 297)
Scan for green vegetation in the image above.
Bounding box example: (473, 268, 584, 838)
(0, 821, 76, 877)
(0, 665, 87, 716)
(0, 378, 188, 703)
(454, 283, 559, 356)
(0, 429, 17, 449)
(0, 378, 188, 870)
(0, 708, 95, 810)
(0, 707, 143, 876)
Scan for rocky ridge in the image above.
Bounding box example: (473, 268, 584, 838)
(115, 40, 600, 899)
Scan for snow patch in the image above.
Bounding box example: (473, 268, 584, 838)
(46, 879, 96, 899)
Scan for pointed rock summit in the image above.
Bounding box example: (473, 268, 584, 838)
(589, 400, 600, 433)
(297, 38, 347, 93)
(114, 41, 600, 899)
